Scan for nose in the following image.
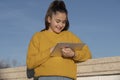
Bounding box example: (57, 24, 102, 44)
(59, 22, 64, 27)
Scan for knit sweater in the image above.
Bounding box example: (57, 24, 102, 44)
(26, 30, 91, 80)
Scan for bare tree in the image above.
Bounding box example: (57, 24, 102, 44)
(0, 60, 11, 69)
(11, 59, 18, 67)
(0, 59, 20, 69)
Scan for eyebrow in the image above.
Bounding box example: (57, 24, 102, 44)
(55, 18, 67, 22)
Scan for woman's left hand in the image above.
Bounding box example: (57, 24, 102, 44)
(61, 47, 75, 58)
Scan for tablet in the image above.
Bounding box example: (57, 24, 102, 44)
(51, 43, 85, 56)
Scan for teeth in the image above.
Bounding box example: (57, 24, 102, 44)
(56, 27, 61, 30)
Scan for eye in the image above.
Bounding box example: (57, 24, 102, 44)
(62, 21, 66, 24)
(62, 20, 67, 24)
(56, 20, 60, 23)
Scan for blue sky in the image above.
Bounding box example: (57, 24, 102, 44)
(0, 0, 120, 66)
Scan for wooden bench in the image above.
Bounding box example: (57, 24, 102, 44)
(0, 56, 120, 80)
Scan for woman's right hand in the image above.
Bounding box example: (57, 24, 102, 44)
(50, 47, 55, 53)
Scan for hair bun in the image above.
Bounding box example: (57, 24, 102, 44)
(54, 0, 66, 8)
(51, 0, 66, 10)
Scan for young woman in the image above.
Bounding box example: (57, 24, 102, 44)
(26, 0, 92, 80)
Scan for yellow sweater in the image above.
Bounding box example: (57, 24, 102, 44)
(26, 30, 91, 80)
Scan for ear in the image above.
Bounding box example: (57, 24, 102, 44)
(47, 16, 51, 23)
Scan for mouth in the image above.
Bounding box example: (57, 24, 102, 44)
(56, 26, 63, 31)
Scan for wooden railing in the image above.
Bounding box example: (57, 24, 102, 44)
(0, 56, 120, 80)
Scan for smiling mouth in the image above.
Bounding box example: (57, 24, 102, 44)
(56, 26, 63, 31)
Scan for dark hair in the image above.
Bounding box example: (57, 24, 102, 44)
(41, 0, 69, 31)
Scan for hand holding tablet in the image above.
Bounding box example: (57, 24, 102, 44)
(51, 43, 85, 57)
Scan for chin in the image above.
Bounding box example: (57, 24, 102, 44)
(55, 31, 60, 34)
(54, 30, 61, 34)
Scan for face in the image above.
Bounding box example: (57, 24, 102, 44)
(48, 11, 67, 34)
